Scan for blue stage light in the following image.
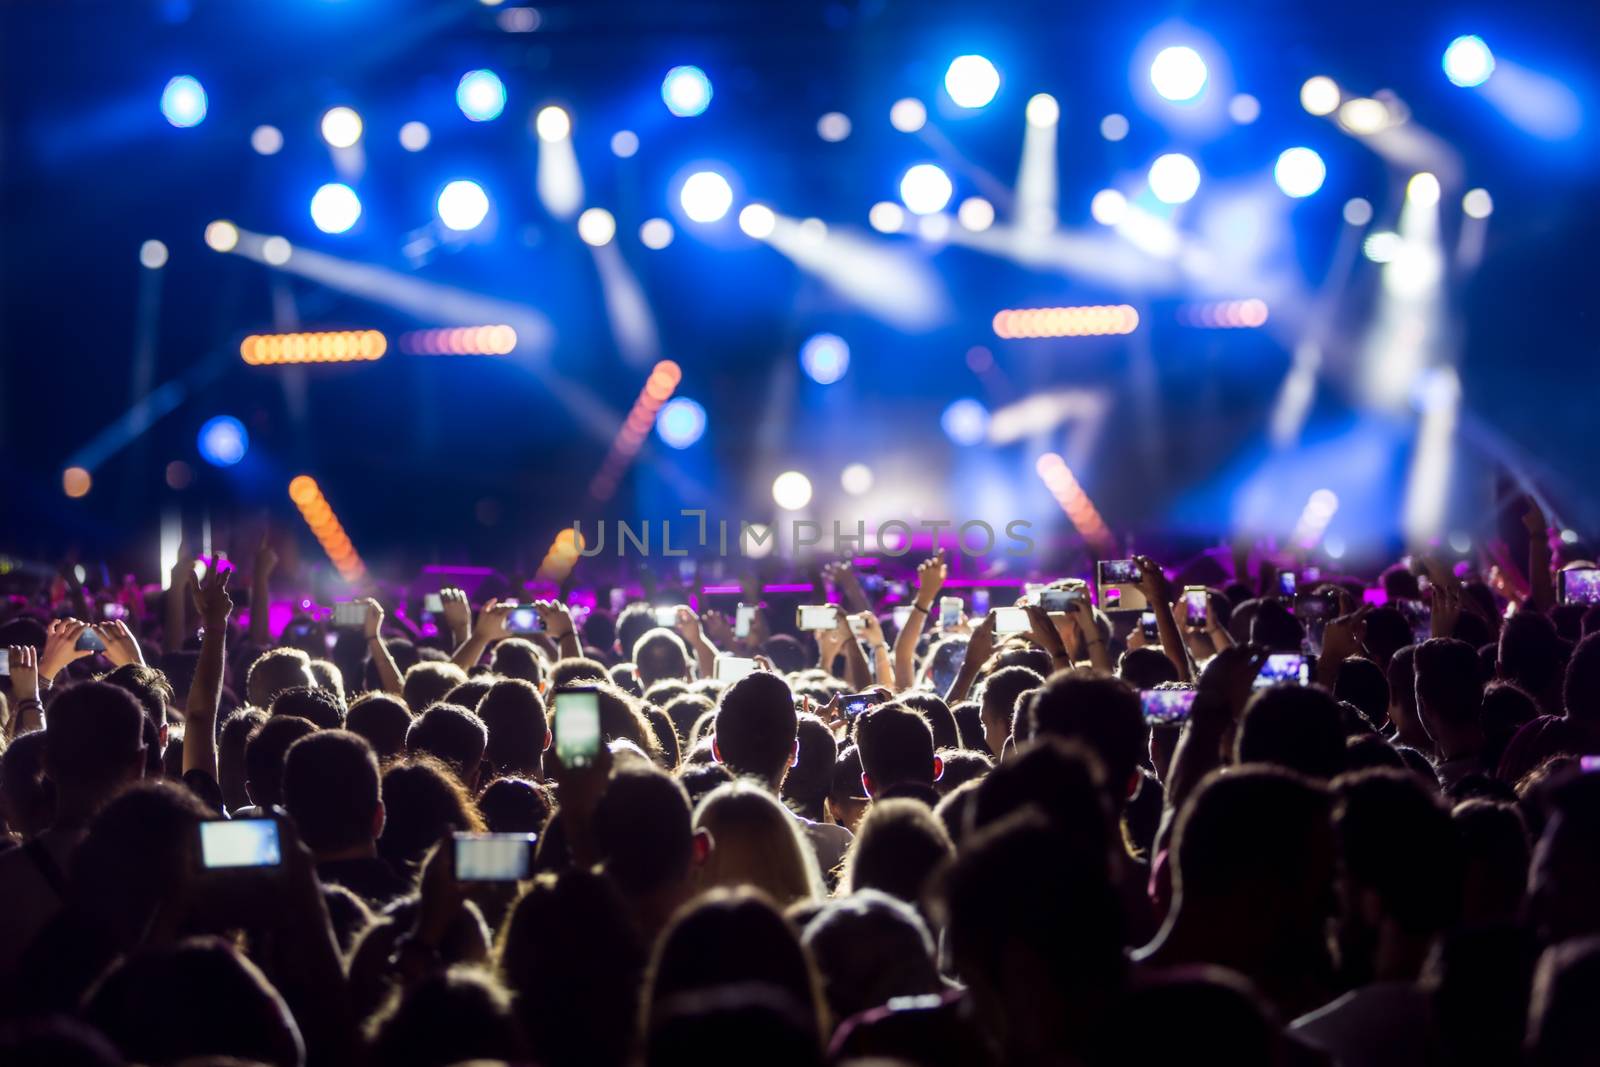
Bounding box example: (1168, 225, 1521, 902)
(1273, 147, 1326, 198)
(1147, 153, 1201, 204)
(900, 163, 953, 215)
(656, 398, 707, 448)
(457, 70, 507, 121)
(437, 180, 490, 231)
(944, 55, 1000, 109)
(1150, 46, 1208, 102)
(662, 66, 713, 117)
(1443, 35, 1494, 87)
(161, 75, 207, 127)
(941, 398, 990, 446)
(198, 416, 248, 467)
(310, 183, 362, 234)
(800, 333, 850, 385)
(680, 171, 733, 223)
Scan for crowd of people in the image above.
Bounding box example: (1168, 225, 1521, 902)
(3, 501, 1600, 1067)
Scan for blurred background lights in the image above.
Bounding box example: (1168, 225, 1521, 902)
(399, 121, 430, 151)
(1343, 197, 1374, 226)
(1463, 188, 1494, 218)
(139, 240, 168, 269)
(738, 203, 777, 239)
(639, 218, 674, 249)
(1407, 171, 1441, 206)
(611, 130, 640, 157)
(1300, 76, 1340, 116)
(456, 69, 507, 121)
(165, 461, 192, 490)
(1025, 93, 1059, 126)
(261, 237, 292, 265)
(817, 112, 851, 141)
(800, 333, 850, 384)
(771, 471, 813, 510)
(869, 202, 905, 233)
(840, 463, 874, 495)
(437, 180, 490, 231)
(1338, 98, 1390, 135)
(889, 98, 926, 133)
(1228, 93, 1260, 124)
(662, 65, 713, 117)
(941, 398, 991, 446)
(160, 75, 207, 127)
(310, 183, 362, 234)
(197, 416, 249, 467)
(1443, 35, 1495, 87)
(204, 220, 239, 252)
(899, 163, 953, 214)
(1099, 113, 1129, 141)
(944, 55, 1000, 108)
(62, 467, 92, 499)
(958, 197, 994, 231)
(1150, 45, 1208, 102)
(577, 207, 616, 246)
(250, 124, 283, 155)
(320, 107, 362, 148)
(1147, 153, 1201, 204)
(1273, 147, 1326, 198)
(680, 171, 733, 222)
(1363, 231, 1402, 263)
(655, 397, 707, 448)
(535, 106, 571, 141)
(1090, 189, 1128, 226)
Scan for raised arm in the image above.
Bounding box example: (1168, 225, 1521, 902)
(451, 599, 512, 670)
(1066, 598, 1114, 674)
(945, 611, 996, 704)
(438, 587, 473, 649)
(6, 646, 42, 738)
(893, 552, 945, 690)
(534, 599, 583, 660)
(165, 544, 192, 655)
(363, 598, 404, 696)
(673, 605, 719, 679)
(248, 534, 278, 646)
(1524, 498, 1555, 612)
(1136, 555, 1191, 682)
(184, 565, 233, 781)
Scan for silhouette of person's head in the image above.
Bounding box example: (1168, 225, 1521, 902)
(269, 683, 346, 729)
(841, 797, 953, 906)
(345, 693, 412, 763)
(713, 672, 798, 788)
(1020, 671, 1144, 810)
(855, 703, 940, 797)
(405, 702, 488, 788)
(1235, 685, 1347, 779)
(282, 729, 382, 858)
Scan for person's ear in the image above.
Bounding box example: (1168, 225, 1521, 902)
(1126, 771, 1142, 801)
(372, 800, 386, 840)
(790, 739, 800, 768)
(692, 828, 714, 865)
(860, 772, 875, 799)
(542, 730, 554, 751)
(158, 723, 170, 752)
(711, 737, 723, 764)
(932, 755, 944, 783)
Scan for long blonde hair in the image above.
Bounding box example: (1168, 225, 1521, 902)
(692, 780, 824, 907)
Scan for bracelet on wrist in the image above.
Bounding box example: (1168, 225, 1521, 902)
(910, 603, 930, 614)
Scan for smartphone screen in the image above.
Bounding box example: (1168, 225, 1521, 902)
(1560, 568, 1600, 605)
(654, 606, 680, 628)
(1098, 559, 1141, 584)
(424, 593, 444, 614)
(0, 649, 9, 675)
(1040, 587, 1082, 612)
(1184, 588, 1208, 628)
(970, 588, 991, 616)
(554, 688, 602, 769)
(1278, 572, 1297, 597)
(992, 606, 1030, 635)
(1254, 653, 1310, 689)
(1141, 688, 1197, 725)
(199, 818, 283, 869)
(1096, 561, 1146, 612)
(715, 656, 757, 683)
(843, 691, 884, 717)
(508, 606, 543, 633)
(1140, 611, 1159, 641)
(938, 596, 962, 629)
(453, 832, 537, 882)
(735, 604, 756, 638)
(893, 605, 913, 630)
(797, 604, 838, 631)
(332, 601, 365, 628)
(75, 628, 105, 653)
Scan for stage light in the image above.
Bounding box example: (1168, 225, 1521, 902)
(205, 220, 239, 253)
(656, 397, 706, 448)
(139, 240, 168, 270)
(1562, 529, 1581, 545)
(958, 197, 994, 232)
(320, 106, 363, 148)
(1407, 172, 1441, 207)
(840, 463, 874, 495)
(1100, 113, 1129, 141)
(63, 467, 92, 498)
(941, 398, 990, 447)
(1022, 93, 1060, 128)
(165, 461, 192, 490)
(817, 112, 851, 141)
(1090, 189, 1128, 226)
(578, 207, 616, 246)
(1177, 299, 1269, 328)
(1462, 188, 1493, 218)
(398, 325, 517, 355)
(945, 55, 1000, 108)
(889, 98, 926, 133)
(1291, 488, 1340, 548)
(251, 125, 283, 155)
(1300, 76, 1340, 116)
(1150, 45, 1207, 102)
(662, 65, 713, 117)
(1343, 197, 1373, 226)
(1363, 231, 1401, 263)
(456, 69, 507, 121)
(738, 203, 777, 239)
(1229, 93, 1260, 124)
(535, 105, 571, 141)
(680, 171, 733, 223)
(1443, 35, 1494, 87)
(288, 475, 366, 582)
(438, 180, 490, 231)
(399, 121, 430, 151)
(310, 183, 362, 234)
(917, 215, 949, 242)
(993, 305, 1140, 339)
(899, 163, 953, 215)
(1337, 97, 1389, 134)
(589, 360, 681, 500)
(799, 333, 849, 385)
(497, 7, 539, 31)
(1035, 453, 1112, 553)
(241, 330, 388, 365)
(611, 130, 639, 157)
(772, 471, 813, 511)
(261, 237, 292, 266)
(197, 415, 248, 467)
(160, 75, 207, 128)
(640, 218, 674, 249)
(1273, 147, 1326, 198)
(1147, 153, 1201, 204)
(869, 201, 905, 233)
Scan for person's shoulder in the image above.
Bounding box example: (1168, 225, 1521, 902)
(800, 815, 853, 843)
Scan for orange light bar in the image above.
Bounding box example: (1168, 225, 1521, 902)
(287, 475, 366, 582)
(398, 325, 519, 356)
(535, 527, 588, 583)
(1176, 299, 1269, 329)
(1035, 453, 1114, 554)
(588, 360, 682, 501)
(993, 305, 1139, 339)
(242, 331, 387, 365)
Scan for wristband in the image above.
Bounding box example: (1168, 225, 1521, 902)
(910, 603, 930, 614)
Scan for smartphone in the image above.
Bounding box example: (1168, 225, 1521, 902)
(1559, 568, 1600, 606)
(734, 604, 756, 639)
(452, 832, 537, 882)
(797, 604, 839, 631)
(508, 606, 544, 634)
(1278, 572, 1297, 597)
(102, 603, 128, 621)
(1141, 688, 1197, 725)
(938, 596, 962, 629)
(332, 601, 365, 628)
(893, 605, 913, 630)
(992, 606, 1030, 636)
(0, 649, 8, 676)
(714, 656, 758, 683)
(286, 620, 315, 642)
(76, 628, 105, 653)
(1254, 653, 1310, 689)
(1395, 599, 1431, 644)
(1096, 560, 1147, 613)
(198, 818, 283, 870)
(554, 687, 602, 769)
(654, 605, 680, 628)
(970, 588, 991, 616)
(1040, 586, 1085, 612)
(1183, 587, 1209, 629)
(424, 593, 444, 614)
(1022, 583, 1045, 606)
(1297, 594, 1335, 655)
(842, 691, 885, 717)
(1140, 612, 1160, 641)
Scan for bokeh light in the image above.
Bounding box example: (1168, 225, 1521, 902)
(800, 333, 850, 385)
(611, 130, 640, 157)
(1228, 93, 1260, 124)
(577, 207, 616, 246)
(738, 203, 777, 239)
(662, 65, 713, 117)
(251, 125, 283, 154)
(772, 471, 814, 511)
(535, 106, 571, 141)
(399, 121, 431, 151)
(817, 112, 851, 141)
(1150, 46, 1207, 102)
(205, 220, 239, 253)
(160, 75, 207, 127)
(958, 197, 995, 231)
(139, 240, 168, 269)
(456, 69, 507, 121)
(310, 183, 362, 234)
(1025, 93, 1059, 127)
(656, 397, 707, 448)
(869, 202, 905, 233)
(197, 416, 249, 467)
(640, 218, 674, 249)
(1343, 197, 1374, 226)
(1090, 189, 1128, 226)
(1273, 147, 1326, 198)
(944, 55, 1000, 108)
(63, 467, 92, 498)
(1300, 76, 1340, 116)
(1462, 188, 1494, 218)
(261, 237, 292, 265)
(680, 171, 733, 222)
(1100, 113, 1130, 140)
(1443, 35, 1494, 87)
(437, 180, 490, 231)
(941, 398, 991, 446)
(1147, 153, 1201, 204)
(840, 463, 874, 495)
(889, 98, 926, 133)
(899, 163, 953, 215)
(1407, 171, 1441, 207)
(320, 106, 363, 148)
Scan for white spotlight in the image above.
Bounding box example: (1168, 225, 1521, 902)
(1300, 76, 1340, 116)
(320, 106, 363, 148)
(1025, 93, 1060, 126)
(1338, 97, 1390, 134)
(1228, 93, 1260, 124)
(1273, 147, 1327, 198)
(1147, 153, 1201, 204)
(817, 112, 851, 141)
(1150, 45, 1208, 102)
(1462, 188, 1493, 218)
(840, 463, 874, 495)
(869, 201, 906, 233)
(772, 471, 813, 511)
(1343, 197, 1374, 226)
(261, 237, 292, 266)
(250, 125, 283, 155)
(399, 121, 430, 151)
(739, 203, 777, 239)
(1100, 113, 1129, 140)
(1090, 189, 1128, 226)
(957, 197, 995, 231)
(437, 180, 491, 231)
(899, 163, 953, 215)
(577, 207, 616, 246)
(681, 171, 734, 223)
(639, 218, 675, 249)
(1407, 172, 1441, 207)
(204, 220, 239, 253)
(890, 98, 927, 133)
(1363, 231, 1402, 263)
(944, 55, 1001, 109)
(610, 130, 640, 157)
(535, 106, 571, 142)
(139, 240, 169, 270)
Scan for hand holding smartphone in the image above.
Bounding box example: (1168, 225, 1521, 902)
(734, 604, 757, 638)
(197, 817, 284, 873)
(992, 606, 1030, 636)
(554, 687, 602, 769)
(1140, 688, 1197, 725)
(937, 596, 962, 629)
(714, 656, 758, 683)
(452, 832, 537, 882)
(1183, 587, 1209, 630)
(332, 601, 365, 628)
(797, 604, 839, 631)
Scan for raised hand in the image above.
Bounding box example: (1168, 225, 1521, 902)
(7, 645, 40, 704)
(360, 597, 385, 640)
(853, 611, 886, 648)
(533, 599, 575, 641)
(40, 618, 95, 681)
(825, 561, 872, 613)
(1023, 604, 1070, 666)
(473, 599, 514, 641)
(439, 587, 472, 641)
(700, 609, 735, 648)
(914, 551, 947, 609)
(96, 619, 145, 668)
(191, 561, 234, 630)
(672, 605, 702, 644)
(254, 532, 279, 580)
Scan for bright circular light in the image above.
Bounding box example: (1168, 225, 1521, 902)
(662, 65, 713, 117)
(918, 214, 950, 242)
(1343, 197, 1373, 226)
(62, 467, 92, 499)
(204, 220, 239, 253)
(577, 207, 616, 246)
(1363, 231, 1401, 263)
(611, 130, 640, 157)
(798, 218, 828, 244)
(1300, 76, 1340, 116)
(1443, 35, 1494, 88)
(1228, 93, 1260, 124)
(1025, 93, 1060, 127)
(160, 75, 207, 128)
(941, 398, 990, 446)
(1150, 46, 1208, 102)
(456, 69, 507, 121)
(1147, 153, 1201, 204)
(958, 196, 994, 231)
(320, 106, 363, 148)
(197, 415, 249, 467)
(840, 463, 874, 495)
(1273, 147, 1326, 198)
(535, 106, 571, 142)
(251, 125, 283, 155)
(680, 171, 734, 223)
(889, 98, 926, 133)
(399, 121, 430, 151)
(899, 163, 953, 215)
(1090, 189, 1128, 226)
(310, 183, 362, 234)
(1407, 172, 1441, 207)
(139, 240, 169, 270)
(437, 180, 491, 231)
(817, 112, 852, 141)
(772, 471, 813, 511)
(656, 397, 707, 449)
(799, 333, 850, 385)
(944, 55, 1001, 109)
(738, 203, 777, 239)
(1449, 531, 1473, 554)
(869, 201, 905, 233)
(1462, 188, 1494, 219)
(1338, 97, 1389, 134)
(1099, 113, 1129, 141)
(261, 237, 292, 266)
(640, 218, 675, 249)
